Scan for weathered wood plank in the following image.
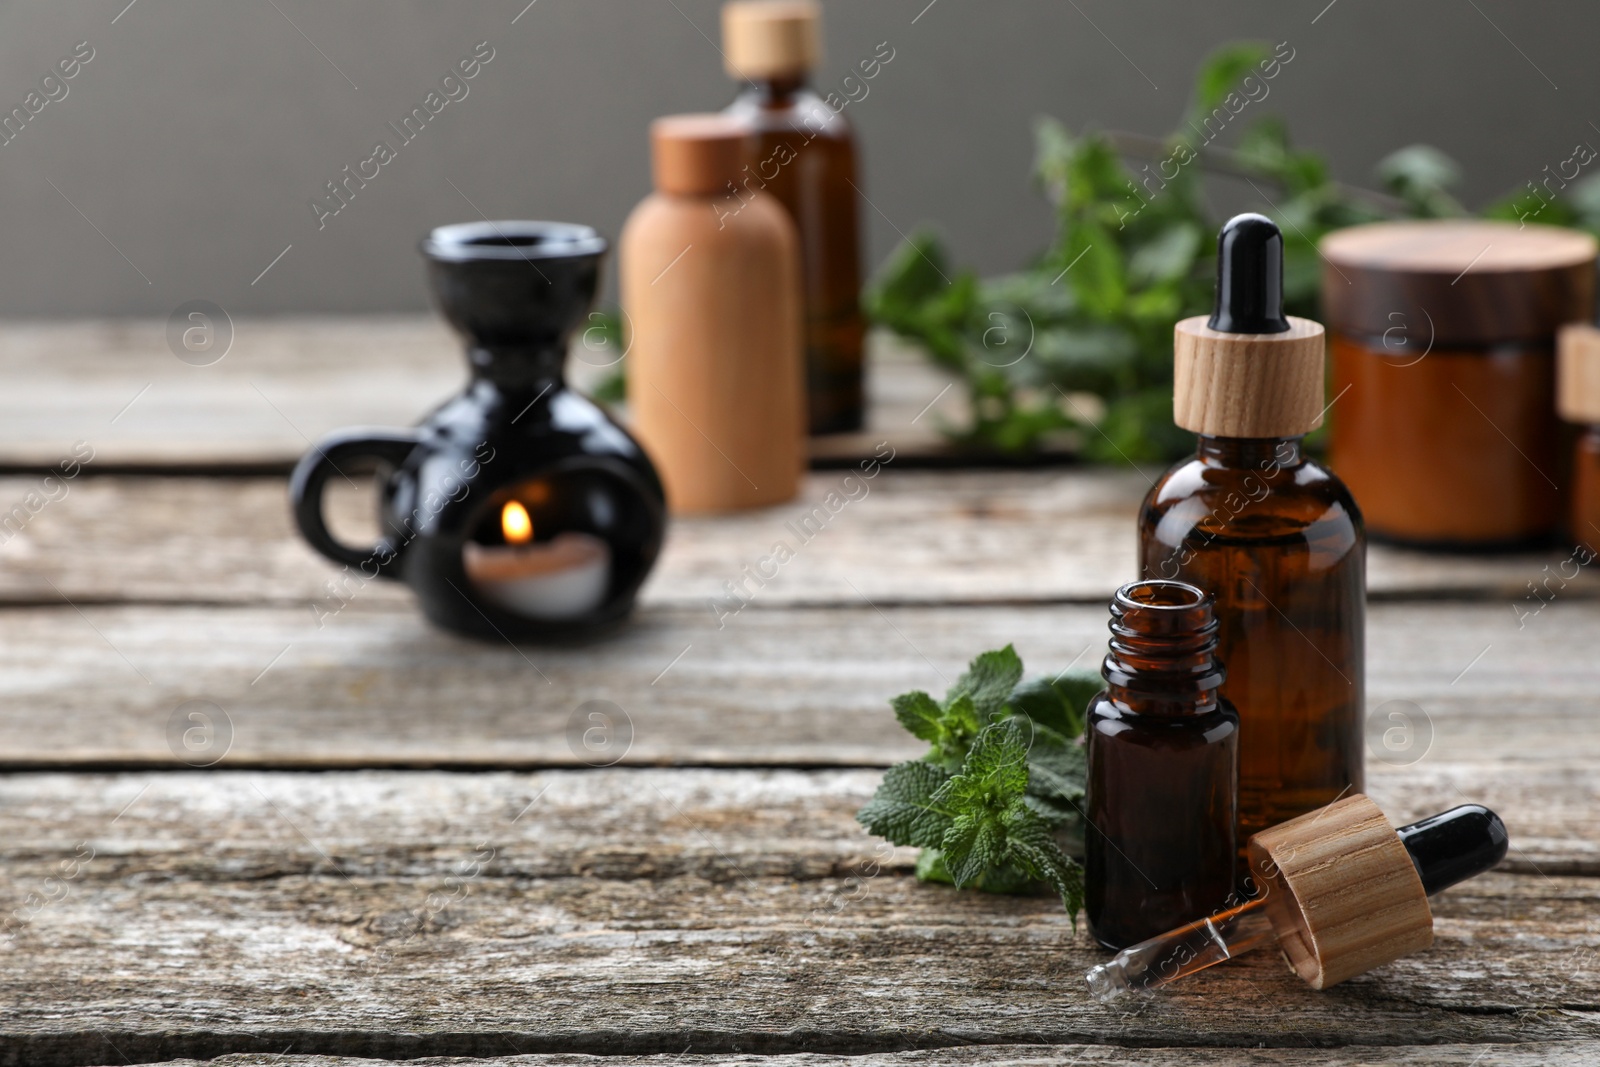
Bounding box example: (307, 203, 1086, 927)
(0, 320, 963, 471)
(0, 768, 1590, 885)
(124, 1046, 1600, 1067)
(0, 769, 1594, 1064)
(2, 771, 1591, 1065)
(1, 471, 1591, 608)
(0, 600, 1591, 769)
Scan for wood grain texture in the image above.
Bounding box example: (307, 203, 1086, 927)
(1, 471, 1592, 609)
(1173, 315, 1326, 438)
(0, 320, 968, 471)
(122, 1046, 1600, 1067)
(1321, 220, 1596, 345)
(0, 767, 1588, 883)
(0, 771, 1595, 1066)
(1250, 795, 1433, 990)
(0, 600, 1596, 776)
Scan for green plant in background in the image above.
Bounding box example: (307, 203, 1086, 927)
(865, 42, 1600, 462)
(855, 645, 1102, 919)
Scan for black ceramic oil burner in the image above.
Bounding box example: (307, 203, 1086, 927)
(290, 221, 666, 641)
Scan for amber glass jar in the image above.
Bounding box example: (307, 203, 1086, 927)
(722, 0, 865, 435)
(1558, 324, 1600, 553)
(1085, 579, 1238, 950)
(1322, 221, 1596, 548)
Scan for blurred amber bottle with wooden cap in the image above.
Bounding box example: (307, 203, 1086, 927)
(1558, 323, 1600, 553)
(1139, 213, 1365, 846)
(1321, 220, 1596, 547)
(722, 0, 867, 435)
(621, 113, 805, 514)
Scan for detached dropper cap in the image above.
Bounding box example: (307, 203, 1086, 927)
(1173, 213, 1325, 438)
(1248, 795, 1508, 990)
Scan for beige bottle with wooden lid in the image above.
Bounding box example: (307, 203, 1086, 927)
(1139, 213, 1365, 848)
(1558, 323, 1600, 554)
(621, 114, 805, 514)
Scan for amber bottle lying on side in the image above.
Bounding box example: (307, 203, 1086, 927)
(1139, 213, 1364, 846)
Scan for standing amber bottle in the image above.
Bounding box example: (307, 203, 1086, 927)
(1139, 214, 1364, 845)
(1559, 324, 1600, 554)
(1086, 579, 1239, 950)
(722, 0, 865, 434)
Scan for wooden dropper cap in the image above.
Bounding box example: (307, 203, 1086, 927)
(1558, 323, 1600, 423)
(1174, 214, 1326, 438)
(650, 114, 748, 197)
(722, 0, 820, 80)
(1247, 795, 1507, 990)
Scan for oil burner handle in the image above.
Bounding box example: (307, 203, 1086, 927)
(289, 427, 421, 578)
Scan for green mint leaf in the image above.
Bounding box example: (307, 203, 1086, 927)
(1004, 807, 1087, 920)
(1184, 40, 1271, 133)
(940, 811, 1004, 888)
(929, 720, 1032, 886)
(914, 847, 954, 885)
(946, 645, 1025, 721)
(856, 760, 953, 849)
(934, 718, 1030, 809)
(1025, 751, 1085, 812)
(891, 690, 945, 744)
(1007, 672, 1100, 740)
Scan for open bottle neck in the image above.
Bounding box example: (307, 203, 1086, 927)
(1102, 580, 1226, 717)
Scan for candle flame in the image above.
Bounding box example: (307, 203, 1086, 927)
(501, 500, 533, 545)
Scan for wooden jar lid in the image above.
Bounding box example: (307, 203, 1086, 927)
(1172, 315, 1326, 438)
(1559, 324, 1600, 422)
(1247, 794, 1433, 990)
(650, 114, 747, 197)
(722, 0, 820, 80)
(1320, 220, 1596, 346)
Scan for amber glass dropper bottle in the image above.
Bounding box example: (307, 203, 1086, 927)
(1138, 213, 1365, 846)
(1085, 579, 1239, 950)
(722, 0, 866, 435)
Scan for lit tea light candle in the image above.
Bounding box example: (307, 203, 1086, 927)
(462, 500, 612, 620)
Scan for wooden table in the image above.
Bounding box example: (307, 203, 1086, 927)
(1, 320, 1596, 1067)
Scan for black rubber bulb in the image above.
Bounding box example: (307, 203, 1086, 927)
(1396, 804, 1510, 896)
(1208, 212, 1291, 334)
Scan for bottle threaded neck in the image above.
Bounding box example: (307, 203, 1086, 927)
(1102, 579, 1225, 711)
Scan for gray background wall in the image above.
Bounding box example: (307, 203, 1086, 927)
(0, 0, 1594, 317)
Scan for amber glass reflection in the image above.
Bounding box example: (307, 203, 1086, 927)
(1573, 426, 1600, 554)
(1138, 437, 1364, 847)
(726, 76, 865, 434)
(1329, 333, 1562, 547)
(1086, 580, 1239, 950)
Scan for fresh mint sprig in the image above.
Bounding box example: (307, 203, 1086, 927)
(857, 645, 1101, 919)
